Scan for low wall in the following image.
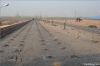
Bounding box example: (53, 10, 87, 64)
(0, 19, 32, 38)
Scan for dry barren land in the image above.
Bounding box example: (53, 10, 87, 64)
(0, 19, 100, 66)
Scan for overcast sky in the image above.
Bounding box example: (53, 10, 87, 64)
(1, 0, 100, 17)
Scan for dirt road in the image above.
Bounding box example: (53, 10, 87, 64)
(0, 20, 100, 66)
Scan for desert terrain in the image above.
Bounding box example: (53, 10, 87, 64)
(46, 19, 100, 28)
(0, 18, 100, 66)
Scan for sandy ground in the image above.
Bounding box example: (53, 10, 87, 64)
(0, 20, 67, 66)
(47, 19, 100, 28)
(0, 17, 32, 26)
(40, 20, 100, 55)
(0, 20, 100, 66)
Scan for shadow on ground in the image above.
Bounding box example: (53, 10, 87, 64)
(0, 54, 100, 66)
(0, 61, 16, 66)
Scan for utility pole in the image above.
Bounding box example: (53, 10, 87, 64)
(63, 18, 66, 30)
(0, 2, 9, 26)
(0, 1, 9, 38)
(0, 0, 2, 26)
(0, 0, 2, 39)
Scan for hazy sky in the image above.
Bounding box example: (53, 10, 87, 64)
(1, 0, 100, 17)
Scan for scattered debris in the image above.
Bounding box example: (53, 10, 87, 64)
(41, 43, 46, 45)
(61, 47, 66, 50)
(10, 38, 14, 40)
(76, 36, 80, 39)
(14, 49, 22, 53)
(91, 40, 100, 43)
(53, 24, 58, 26)
(40, 39, 45, 42)
(19, 44, 24, 46)
(88, 25, 97, 28)
(49, 33, 52, 36)
(6, 41, 10, 43)
(20, 40, 24, 43)
(70, 55, 80, 58)
(57, 42, 61, 45)
(53, 38, 58, 41)
(71, 28, 74, 30)
(23, 37, 26, 40)
(14, 49, 19, 53)
(3, 44, 9, 47)
(46, 55, 54, 59)
(8, 55, 16, 62)
(9, 56, 14, 59)
(13, 36, 16, 38)
(43, 48, 49, 51)
(0, 50, 4, 53)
